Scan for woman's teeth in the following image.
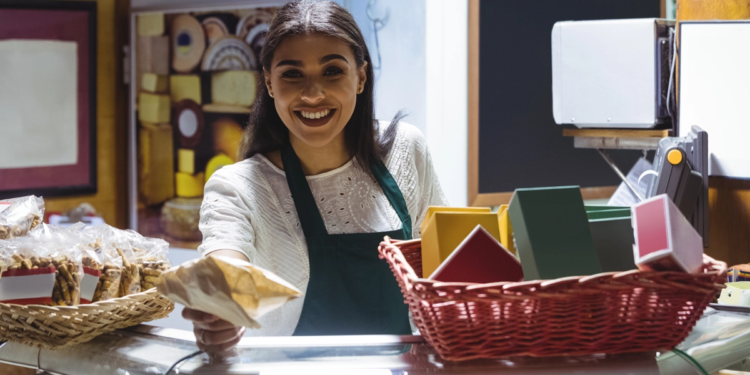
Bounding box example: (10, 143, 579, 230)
(300, 109, 331, 119)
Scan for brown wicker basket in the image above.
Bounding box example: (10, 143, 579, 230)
(0, 288, 174, 349)
(379, 237, 727, 361)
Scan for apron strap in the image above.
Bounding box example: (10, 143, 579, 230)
(281, 144, 328, 238)
(281, 143, 412, 239)
(371, 159, 412, 239)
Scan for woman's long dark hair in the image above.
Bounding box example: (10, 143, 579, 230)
(240, 0, 403, 171)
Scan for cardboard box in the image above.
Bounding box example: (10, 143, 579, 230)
(421, 212, 500, 278)
(589, 216, 636, 272)
(508, 186, 601, 280)
(631, 194, 703, 274)
(719, 282, 750, 307)
(429, 225, 523, 283)
(497, 204, 515, 255)
(420, 206, 491, 235)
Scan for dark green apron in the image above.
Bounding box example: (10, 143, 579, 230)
(280, 144, 412, 336)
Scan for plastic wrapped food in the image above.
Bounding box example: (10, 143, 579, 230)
(84, 225, 141, 297)
(125, 230, 172, 291)
(0, 196, 44, 239)
(156, 255, 301, 328)
(2, 234, 83, 306)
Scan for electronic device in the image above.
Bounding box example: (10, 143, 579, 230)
(552, 18, 674, 128)
(646, 125, 708, 247)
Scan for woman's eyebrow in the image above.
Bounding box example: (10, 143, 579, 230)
(276, 60, 302, 68)
(320, 54, 348, 64)
(275, 54, 349, 68)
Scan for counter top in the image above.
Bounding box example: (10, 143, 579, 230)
(2, 307, 750, 374)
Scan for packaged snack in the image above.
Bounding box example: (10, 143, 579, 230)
(0, 237, 57, 305)
(126, 230, 171, 291)
(0, 233, 82, 306)
(0, 240, 12, 280)
(0, 196, 44, 239)
(156, 255, 302, 328)
(87, 242, 123, 303)
(68, 223, 122, 303)
(85, 225, 141, 297)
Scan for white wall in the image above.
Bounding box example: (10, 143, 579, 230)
(424, 0, 468, 206)
(337, 0, 428, 135)
(342, 0, 468, 206)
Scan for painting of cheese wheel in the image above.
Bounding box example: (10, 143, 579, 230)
(212, 118, 244, 161)
(171, 15, 205, 73)
(201, 16, 230, 45)
(202, 36, 257, 71)
(211, 70, 257, 107)
(236, 9, 274, 59)
(206, 154, 235, 183)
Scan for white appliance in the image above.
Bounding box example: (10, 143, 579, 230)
(552, 18, 674, 128)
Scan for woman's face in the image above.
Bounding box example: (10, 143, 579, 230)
(265, 33, 367, 149)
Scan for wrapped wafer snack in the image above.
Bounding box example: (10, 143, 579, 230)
(156, 255, 302, 328)
(0, 234, 83, 306)
(84, 225, 141, 297)
(0, 196, 44, 240)
(125, 230, 171, 291)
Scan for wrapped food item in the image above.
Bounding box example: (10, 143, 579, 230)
(0, 241, 12, 280)
(84, 225, 141, 297)
(0, 196, 44, 239)
(116, 246, 141, 297)
(156, 255, 302, 328)
(0, 234, 83, 306)
(70, 224, 123, 303)
(0, 237, 56, 305)
(126, 230, 172, 291)
(88, 244, 123, 303)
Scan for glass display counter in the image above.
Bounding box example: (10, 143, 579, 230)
(1, 307, 749, 374)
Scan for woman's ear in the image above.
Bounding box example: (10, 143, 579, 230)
(264, 69, 274, 98)
(357, 61, 368, 94)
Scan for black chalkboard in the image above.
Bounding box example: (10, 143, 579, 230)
(478, 0, 661, 194)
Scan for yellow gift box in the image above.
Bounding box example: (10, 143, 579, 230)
(421, 210, 501, 278)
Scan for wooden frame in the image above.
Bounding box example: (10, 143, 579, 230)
(467, 0, 668, 207)
(0, 0, 97, 199)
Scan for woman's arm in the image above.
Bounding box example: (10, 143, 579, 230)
(207, 249, 250, 262)
(189, 168, 257, 351)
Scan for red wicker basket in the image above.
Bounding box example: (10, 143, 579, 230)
(378, 237, 726, 361)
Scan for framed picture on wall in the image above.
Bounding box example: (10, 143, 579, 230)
(0, 1, 98, 199)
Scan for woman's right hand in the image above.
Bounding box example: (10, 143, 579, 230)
(183, 307, 246, 352)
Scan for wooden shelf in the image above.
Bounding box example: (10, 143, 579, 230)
(563, 128, 672, 150)
(202, 103, 252, 114)
(562, 128, 672, 138)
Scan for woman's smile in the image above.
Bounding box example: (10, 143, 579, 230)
(295, 108, 337, 127)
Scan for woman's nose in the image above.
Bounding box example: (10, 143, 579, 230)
(300, 79, 324, 103)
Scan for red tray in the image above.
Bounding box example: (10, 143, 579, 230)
(378, 237, 726, 361)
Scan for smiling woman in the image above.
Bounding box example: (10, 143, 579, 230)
(186, 0, 448, 351)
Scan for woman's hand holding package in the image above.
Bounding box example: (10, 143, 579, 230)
(184, 250, 248, 351)
(156, 249, 302, 351)
(183, 308, 246, 352)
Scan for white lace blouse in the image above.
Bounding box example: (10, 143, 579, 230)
(197, 122, 448, 336)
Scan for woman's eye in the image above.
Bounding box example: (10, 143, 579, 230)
(282, 70, 302, 78)
(324, 67, 343, 76)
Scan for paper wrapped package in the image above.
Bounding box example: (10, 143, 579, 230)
(156, 255, 302, 328)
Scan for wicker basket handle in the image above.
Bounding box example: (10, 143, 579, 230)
(379, 237, 419, 291)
